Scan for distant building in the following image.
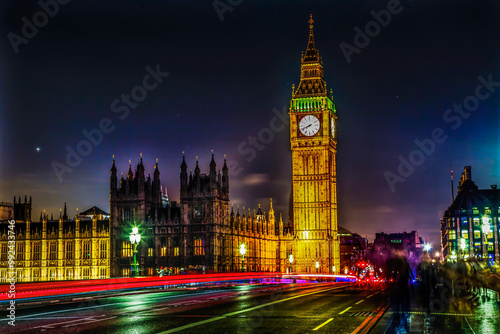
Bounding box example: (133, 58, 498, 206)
(441, 166, 500, 264)
(369, 230, 423, 270)
(0, 201, 13, 221)
(338, 226, 367, 274)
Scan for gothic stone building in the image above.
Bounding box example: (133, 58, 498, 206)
(0, 198, 110, 283)
(110, 155, 294, 277)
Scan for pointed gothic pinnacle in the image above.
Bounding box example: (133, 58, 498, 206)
(309, 14, 314, 30)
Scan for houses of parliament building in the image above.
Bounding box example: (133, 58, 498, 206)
(0, 15, 340, 282)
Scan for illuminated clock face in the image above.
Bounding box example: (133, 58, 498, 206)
(299, 115, 320, 136)
(331, 118, 335, 138)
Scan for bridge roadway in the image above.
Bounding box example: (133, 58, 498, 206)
(1, 282, 390, 333)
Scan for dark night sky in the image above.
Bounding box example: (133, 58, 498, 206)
(1, 0, 499, 248)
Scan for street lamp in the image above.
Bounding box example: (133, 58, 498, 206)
(289, 254, 294, 274)
(129, 224, 141, 277)
(239, 243, 246, 272)
(459, 238, 467, 259)
(482, 216, 491, 262)
(423, 243, 432, 252)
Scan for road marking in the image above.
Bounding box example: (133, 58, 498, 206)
(312, 318, 333, 331)
(464, 316, 477, 334)
(2, 290, 225, 322)
(63, 316, 116, 327)
(365, 293, 375, 299)
(339, 306, 352, 314)
(351, 315, 373, 334)
(352, 302, 389, 334)
(33, 317, 97, 329)
(159, 285, 347, 334)
(355, 299, 364, 305)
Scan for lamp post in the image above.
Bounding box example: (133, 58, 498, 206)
(482, 216, 491, 263)
(129, 224, 141, 277)
(459, 238, 467, 259)
(289, 254, 294, 274)
(423, 243, 432, 253)
(239, 243, 246, 272)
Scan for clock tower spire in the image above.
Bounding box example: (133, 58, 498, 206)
(289, 15, 339, 274)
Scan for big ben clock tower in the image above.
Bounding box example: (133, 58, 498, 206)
(290, 15, 339, 274)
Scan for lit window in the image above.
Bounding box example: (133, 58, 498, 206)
(49, 242, 57, 260)
(16, 243, 25, 261)
(161, 246, 167, 257)
(461, 231, 468, 239)
(449, 230, 456, 240)
(473, 218, 480, 226)
(100, 241, 107, 259)
(474, 231, 481, 239)
(174, 247, 179, 256)
(65, 242, 74, 260)
(33, 242, 41, 261)
(194, 237, 205, 256)
(488, 244, 494, 251)
(83, 241, 91, 259)
(0, 243, 7, 261)
(148, 247, 154, 257)
(473, 207, 479, 215)
(122, 241, 132, 257)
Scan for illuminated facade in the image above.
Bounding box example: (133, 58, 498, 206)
(289, 15, 340, 273)
(0, 198, 110, 283)
(441, 166, 500, 264)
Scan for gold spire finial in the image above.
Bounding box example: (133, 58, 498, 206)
(182, 150, 185, 155)
(309, 14, 314, 30)
(156, 158, 158, 163)
(211, 149, 213, 153)
(196, 155, 198, 160)
(140, 153, 142, 158)
(224, 154, 227, 159)
(112, 154, 115, 160)
(129, 159, 131, 165)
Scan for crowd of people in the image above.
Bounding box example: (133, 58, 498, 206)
(383, 248, 499, 333)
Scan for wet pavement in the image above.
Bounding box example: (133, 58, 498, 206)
(372, 287, 500, 333)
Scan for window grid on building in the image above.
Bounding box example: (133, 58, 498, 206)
(122, 241, 132, 257)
